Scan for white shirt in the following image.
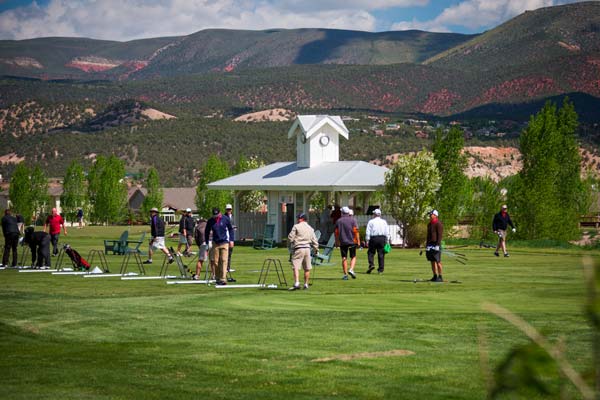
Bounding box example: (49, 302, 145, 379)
(366, 216, 390, 242)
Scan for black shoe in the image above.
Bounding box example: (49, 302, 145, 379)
(378, 270, 384, 275)
(366, 266, 374, 274)
(288, 285, 300, 291)
(168, 257, 174, 264)
(436, 276, 444, 282)
(348, 270, 356, 279)
(494, 252, 499, 257)
(217, 280, 227, 286)
(430, 275, 437, 282)
(227, 277, 236, 282)
(143, 260, 152, 264)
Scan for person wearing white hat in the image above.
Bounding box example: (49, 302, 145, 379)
(335, 206, 359, 280)
(365, 208, 390, 274)
(426, 210, 443, 282)
(224, 203, 237, 281)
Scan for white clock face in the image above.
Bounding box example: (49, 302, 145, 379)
(319, 135, 330, 146)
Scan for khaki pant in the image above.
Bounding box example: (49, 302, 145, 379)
(210, 242, 229, 282)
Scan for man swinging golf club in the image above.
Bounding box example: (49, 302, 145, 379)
(492, 204, 516, 257)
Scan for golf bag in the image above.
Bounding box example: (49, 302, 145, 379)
(63, 244, 91, 271)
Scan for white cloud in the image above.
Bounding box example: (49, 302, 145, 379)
(391, 0, 581, 33)
(0, 0, 427, 40)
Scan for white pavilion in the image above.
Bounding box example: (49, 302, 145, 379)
(207, 115, 389, 242)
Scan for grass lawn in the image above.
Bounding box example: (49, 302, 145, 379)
(0, 226, 597, 399)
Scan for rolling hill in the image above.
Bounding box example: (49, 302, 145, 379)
(0, 2, 599, 185)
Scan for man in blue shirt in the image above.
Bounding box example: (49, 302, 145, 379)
(205, 207, 235, 286)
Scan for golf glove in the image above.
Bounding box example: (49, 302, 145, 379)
(512, 228, 516, 233)
(208, 241, 213, 250)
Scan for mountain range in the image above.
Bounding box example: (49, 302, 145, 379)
(0, 1, 599, 185)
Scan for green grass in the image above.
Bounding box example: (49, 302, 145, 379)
(0, 226, 597, 399)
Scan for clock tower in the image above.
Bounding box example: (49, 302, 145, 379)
(287, 115, 349, 168)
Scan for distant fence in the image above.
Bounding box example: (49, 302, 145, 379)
(580, 215, 600, 228)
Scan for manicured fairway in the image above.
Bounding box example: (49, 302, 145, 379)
(0, 226, 597, 399)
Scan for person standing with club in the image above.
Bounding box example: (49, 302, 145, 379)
(205, 207, 234, 286)
(2, 209, 20, 268)
(44, 207, 67, 256)
(426, 210, 444, 282)
(287, 213, 319, 291)
(492, 204, 516, 257)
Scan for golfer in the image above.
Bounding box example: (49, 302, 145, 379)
(205, 207, 235, 286)
(365, 208, 390, 274)
(44, 207, 67, 256)
(426, 210, 444, 282)
(144, 208, 174, 265)
(492, 204, 516, 257)
(2, 209, 20, 268)
(335, 206, 359, 280)
(287, 213, 319, 291)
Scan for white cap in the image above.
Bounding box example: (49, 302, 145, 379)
(430, 210, 439, 217)
(349, 209, 354, 216)
(185, 208, 192, 213)
(225, 204, 233, 210)
(373, 209, 382, 216)
(341, 206, 350, 214)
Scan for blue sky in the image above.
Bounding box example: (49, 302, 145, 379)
(0, 0, 594, 41)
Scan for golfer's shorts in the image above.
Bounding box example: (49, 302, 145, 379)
(291, 248, 312, 271)
(340, 244, 356, 259)
(197, 244, 208, 261)
(497, 230, 506, 240)
(178, 234, 188, 245)
(426, 249, 441, 262)
(151, 236, 167, 251)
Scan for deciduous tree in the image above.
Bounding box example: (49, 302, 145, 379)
(141, 167, 163, 216)
(8, 163, 33, 224)
(196, 154, 232, 218)
(383, 150, 441, 247)
(432, 126, 469, 233)
(61, 160, 88, 223)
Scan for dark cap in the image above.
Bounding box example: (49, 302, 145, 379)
(212, 207, 220, 215)
(296, 212, 307, 220)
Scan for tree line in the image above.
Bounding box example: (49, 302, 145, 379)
(383, 98, 597, 245)
(6, 99, 597, 243)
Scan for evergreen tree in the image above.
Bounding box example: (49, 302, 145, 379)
(61, 160, 88, 223)
(141, 167, 163, 216)
(432, 126, 469, 234)
(511, 99, 582, 240)
(383, 150, 441, 247)
(8, 163, 33, 224)
(196, 155, 232, 218)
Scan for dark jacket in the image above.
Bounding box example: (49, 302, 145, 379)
(150, 214, 166, 237)
(426, 219, 443, 246)
(205, 214, 234, 245)
(2, 214, 19, 236)
(492, 212, 514, 231)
